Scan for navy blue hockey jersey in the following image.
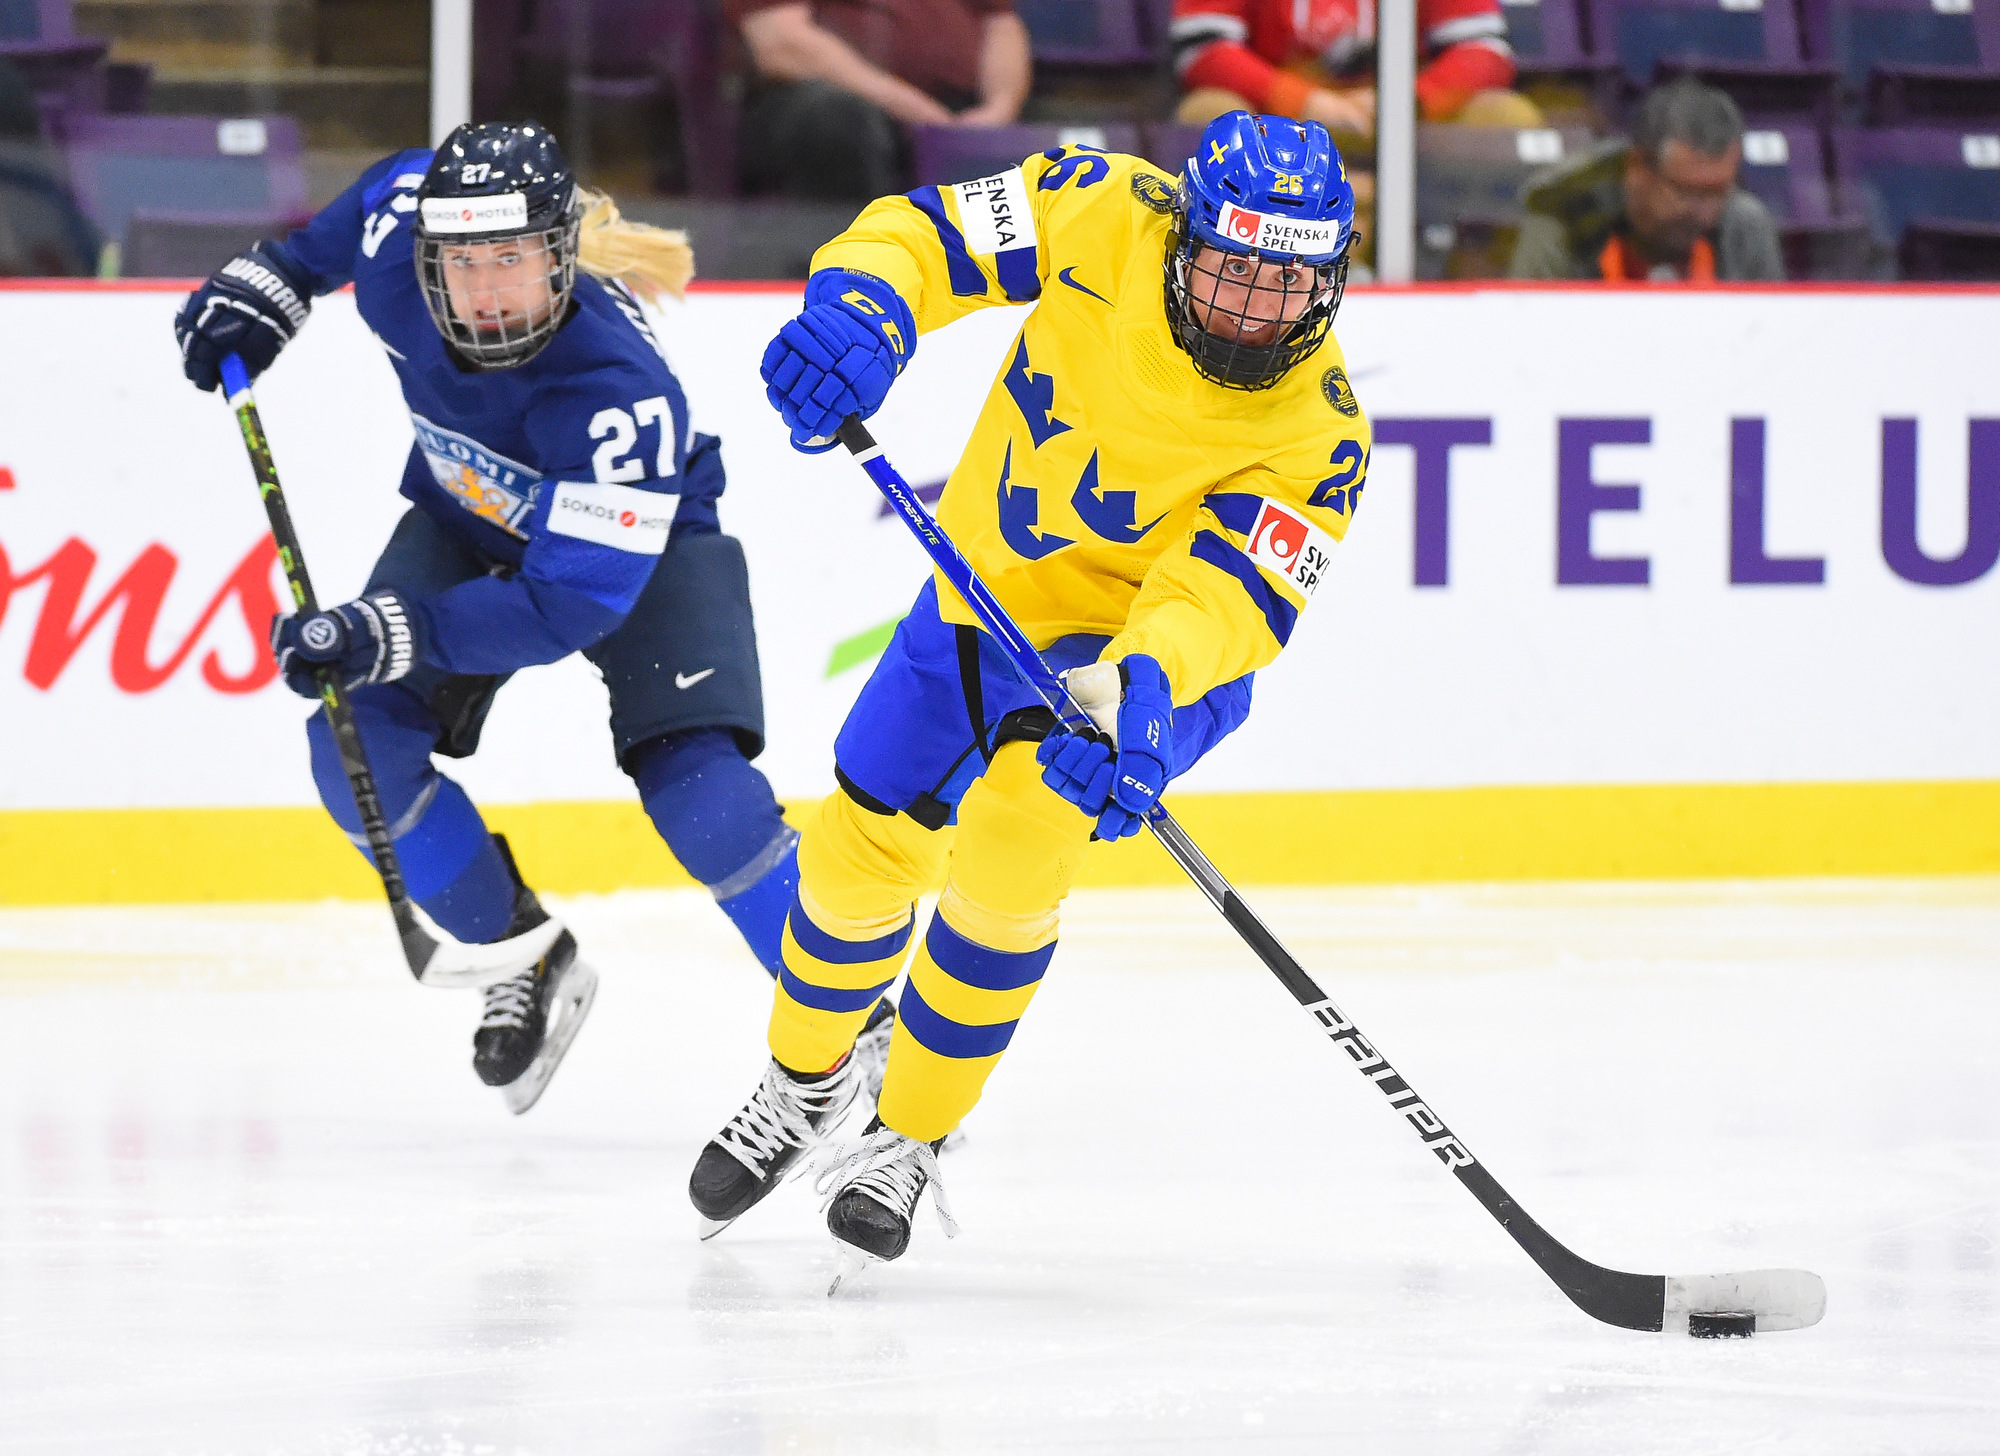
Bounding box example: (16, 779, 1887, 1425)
(270, 148, 722, 677)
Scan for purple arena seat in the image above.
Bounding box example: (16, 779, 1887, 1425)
(1014, 0, 1153, 66)
(1505, 0, 1597, 69)
(1831, 122, 2000, 255)
(1143, 120, 1200, 174)
(1590, 0, 1840, 120)
(1802, 0, 2000, 123)
(1899, 216, 2000, 276)
(1734, 122, 1837, 221)
(1590, 0, 1806, 80)
(1733, 121, 1877, 277)
(910, 123, 1144, 187)
(516, 0, 736, 196)
(60, 114, 308, 268)
(1412, 123, 1594, 277)
(124, 208, 293, 277)
(0, 0, 109, 119)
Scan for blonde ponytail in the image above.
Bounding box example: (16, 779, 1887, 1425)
(576, 188, 695, 302)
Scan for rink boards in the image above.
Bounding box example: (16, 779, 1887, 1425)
(1, 281, 1996, 902)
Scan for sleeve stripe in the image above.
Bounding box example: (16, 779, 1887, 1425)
(996, 245, 1042, 303)
(905, 187, 991, 298)
(1205, 491, 1264, 535)
(1190, 529, 1298, 647)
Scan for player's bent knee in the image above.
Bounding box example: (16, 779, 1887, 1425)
(947, 743, 1093, 923)
(303, 687, 441, 834)
(799, 787, 950, 926)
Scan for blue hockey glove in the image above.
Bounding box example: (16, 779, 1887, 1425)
(760, 269, 915, 453)
(269, 590, 423, 698)
(1036, 656, 1176, 839)
(175, 243, 315, 392)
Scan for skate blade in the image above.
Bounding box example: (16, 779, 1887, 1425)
(827, 1243, 878, 1298)
(500, 959, 600, 1116)
(696, 1214, 735, 1241)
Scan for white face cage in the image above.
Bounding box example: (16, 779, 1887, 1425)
(415, 212, 581, 371)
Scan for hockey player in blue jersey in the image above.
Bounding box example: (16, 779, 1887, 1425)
(173, 121, 889, 1112)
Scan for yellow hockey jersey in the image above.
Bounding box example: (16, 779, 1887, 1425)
(816, 145, 1371, 706)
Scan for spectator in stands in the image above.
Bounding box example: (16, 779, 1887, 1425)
(1169, 0, 1537, 134)
(1508, 77, 1782, 282)
(732, 0, 1031, 200)
(0, 58, 100, 276)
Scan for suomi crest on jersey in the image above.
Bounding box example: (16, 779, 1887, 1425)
(411, 413, 543, 538)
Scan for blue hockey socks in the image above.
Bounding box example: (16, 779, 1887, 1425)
(306, 697, 516, 944)
(630, 728, 797, 977)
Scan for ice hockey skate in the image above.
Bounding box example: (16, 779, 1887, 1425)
(687, 998, 894, 1238)
(818, 1118, 958, 1295)
(471, 850, 598, 1115)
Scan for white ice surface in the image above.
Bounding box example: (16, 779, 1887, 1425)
(2, 880, 1995, 1455)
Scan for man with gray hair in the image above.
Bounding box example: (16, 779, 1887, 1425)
(1507, 77, 1783, 281)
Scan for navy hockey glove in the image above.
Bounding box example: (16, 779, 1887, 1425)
(269, 591, 423, 698)
(1036, 656, 1176, 839)
(760, 269, 915, 453)
(175, 243, 314, 392)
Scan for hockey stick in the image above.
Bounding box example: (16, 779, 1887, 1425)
(834, 416, 1825, 1336)
(218, 353, 563, 988)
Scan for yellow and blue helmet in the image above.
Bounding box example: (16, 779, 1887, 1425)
(1164, 111, 1355, 391)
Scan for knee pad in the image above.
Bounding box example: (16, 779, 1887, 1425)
(798, 787, 952, 933)
(945, 743, 1092, 940)
(304, 686, 502, 918)
(630, 727, 787, 889)
(305, 685, 443, 838)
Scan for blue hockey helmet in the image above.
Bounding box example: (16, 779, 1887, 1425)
(1163, 112, 1356, 390)
(415, 120, 583, 369)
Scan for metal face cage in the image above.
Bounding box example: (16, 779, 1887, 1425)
(1161, 215, 1349, 392)
(415, 211, 581, 371)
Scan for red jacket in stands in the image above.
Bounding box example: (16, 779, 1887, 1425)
(1171, 0, 1515, 121)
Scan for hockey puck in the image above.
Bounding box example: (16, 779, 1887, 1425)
(1688, 1311, 1756, 1339)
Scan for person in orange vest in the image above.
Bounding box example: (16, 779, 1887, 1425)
(1508, 78, 1783, 282)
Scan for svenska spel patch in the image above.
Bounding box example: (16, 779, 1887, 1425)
(1244, 497, 1336, 599)
(420, 192, 530, 235)
(953, 169, 1038, 259)
(1216, 203, 1341, 257)
(546, 481, 676, 555)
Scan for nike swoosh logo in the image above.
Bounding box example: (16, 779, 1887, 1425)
(1057, 267, 1111, 305)
(675, 668, 716, 689)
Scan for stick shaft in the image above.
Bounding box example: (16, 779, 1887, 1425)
(836, 417, 1668, 1330)
(220, 356, 419, 931)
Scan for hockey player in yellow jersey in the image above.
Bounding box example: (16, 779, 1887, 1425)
(689, 112, 1370, 1278)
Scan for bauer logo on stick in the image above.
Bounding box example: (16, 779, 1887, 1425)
(1245, 498, 1335, 598)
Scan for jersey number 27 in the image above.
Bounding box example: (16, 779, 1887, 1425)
(590, 398, 677, 483)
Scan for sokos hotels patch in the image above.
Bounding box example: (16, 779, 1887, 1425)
(546, 481, 676, 554)
(1244, 498, 1336, 599)
(412, 414, 541, 538)
(954, 168, 1037, 259)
